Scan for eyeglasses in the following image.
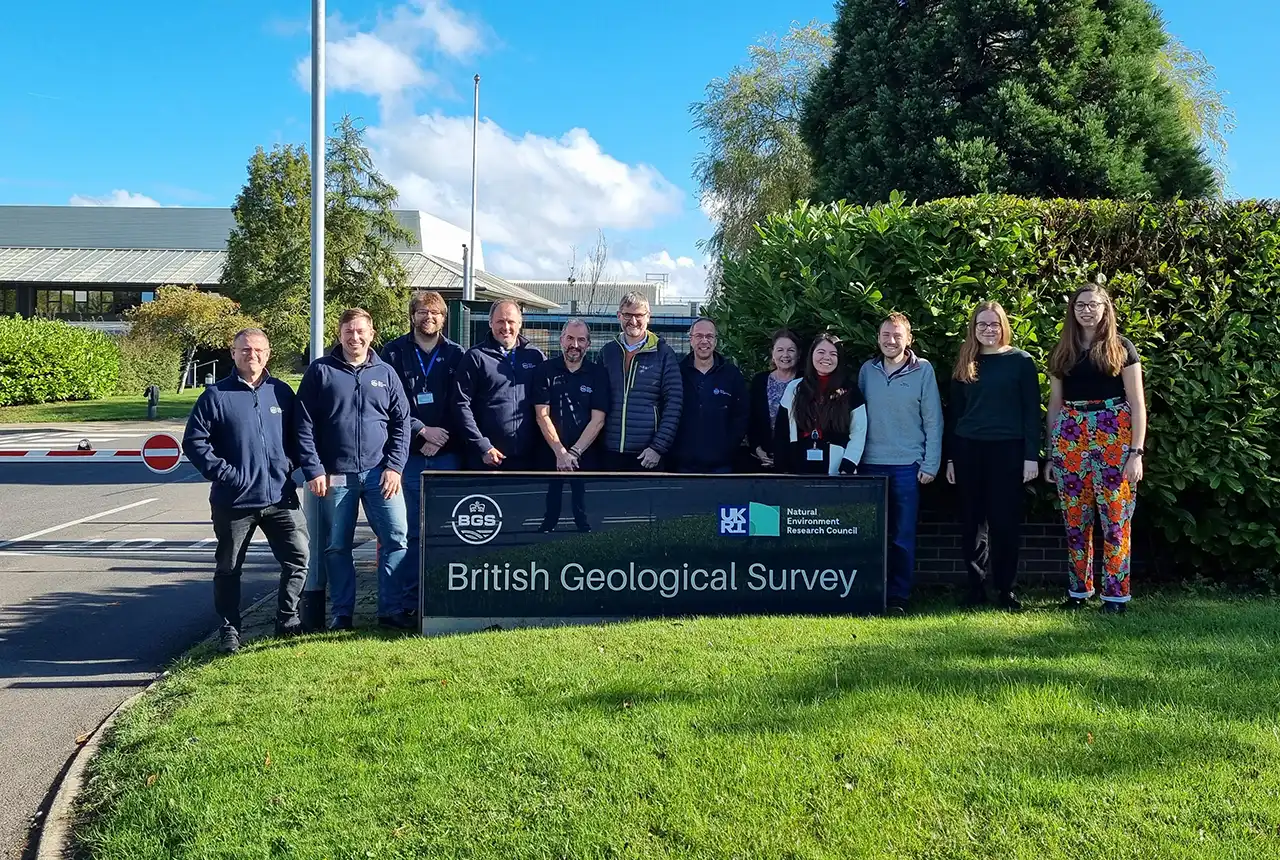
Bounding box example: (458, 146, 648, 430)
(1076, 301, 1106, 312)
(619, 312, 649, 322)
(690, 333, 717, 341)
(975, 322, 1002, 331)
(413, 309, 444, 318)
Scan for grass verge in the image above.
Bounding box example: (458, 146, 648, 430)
(74, 595, 1280, 859)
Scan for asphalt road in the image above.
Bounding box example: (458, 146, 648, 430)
(0, 441, 367, 860)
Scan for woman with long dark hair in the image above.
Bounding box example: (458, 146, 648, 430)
(945, 301, 1041, 610)
(773, 333, 867, 475)
(1046, 284, 1146, 614)
(748, 329, 801, 470)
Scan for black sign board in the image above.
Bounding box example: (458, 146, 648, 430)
(419, 473, 887, 630)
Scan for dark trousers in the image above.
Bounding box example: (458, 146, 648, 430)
(542, 479, 588, 527)
(861, 464, 920, 603)
(211, 501, 309, 632)
(951, 438, 1024, 595)
(603, 450, 661, 472)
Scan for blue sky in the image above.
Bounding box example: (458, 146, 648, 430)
(1, 0, 1275, 299)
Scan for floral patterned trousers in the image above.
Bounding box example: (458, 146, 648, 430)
(1050, 398, 1136, 603)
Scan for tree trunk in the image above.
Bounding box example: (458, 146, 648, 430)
(177, 345, 197, 394)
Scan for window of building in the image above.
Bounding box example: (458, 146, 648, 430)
(0, 289, 16, 315)
(34, 288, 144, 319)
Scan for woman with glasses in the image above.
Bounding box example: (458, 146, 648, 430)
(747, 329, 801, 470)
(945, 302, 1041, 610)
(1045, 284, 1146, 614)
(773, 333, 867, 475)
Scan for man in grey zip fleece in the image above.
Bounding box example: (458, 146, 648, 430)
(857, 312, 944, 614)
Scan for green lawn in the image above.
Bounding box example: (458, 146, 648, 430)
(74, 596, 1280, 859)
(0, 375, 302, 424)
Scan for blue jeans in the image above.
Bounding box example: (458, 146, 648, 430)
(323, 466, 409, 619)
(862, 464, 920, 603)
(400, 452, 461, 615)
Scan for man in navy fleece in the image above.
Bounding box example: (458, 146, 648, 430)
(294, 307, 412, 632)
(183, 327, 309, 653)
(454, 299, 546, 470)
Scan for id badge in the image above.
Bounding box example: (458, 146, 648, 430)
(329, 474, 347, 488)
(806, 448, 824, 462)
(416, 392, 434, 405)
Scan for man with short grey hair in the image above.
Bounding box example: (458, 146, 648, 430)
(455, 299, 546, 470)
(599, 292, 682, 471)
(183, 327, 309, 652)
(532, 318, 609, 531)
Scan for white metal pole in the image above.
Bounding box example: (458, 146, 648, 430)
(302, 0, 328, 630)
(465, 74, 479, 302)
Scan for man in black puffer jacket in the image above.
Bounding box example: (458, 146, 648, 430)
(598, 291, 683, 471)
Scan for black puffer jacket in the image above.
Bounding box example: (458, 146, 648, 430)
(599, 331, 683, 455)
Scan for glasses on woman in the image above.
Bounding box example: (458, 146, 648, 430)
(1076, 301, 1105, 312)
(975, 322, 1002, 331)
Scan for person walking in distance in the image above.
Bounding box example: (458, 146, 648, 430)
(380, 290, 464, 621)
(747, 329, 800, 471)
(945, 301, 1041, 611)
(773, 333, 867, 475)
(294, 308, 413, 631)
(454, 299, 546, 471)
(671, 317, 748, 473)
(183, 328, 309, 653)
(858, 313, 943, 615)
(598, 292, 683, 471)
(532, 319, 609, 532)
(1046, 283, 1147, 614)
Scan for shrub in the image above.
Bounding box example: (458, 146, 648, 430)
(113, 332, 182, 396)
(710, 194, 1280, 575)
(0, 316, 121, 406)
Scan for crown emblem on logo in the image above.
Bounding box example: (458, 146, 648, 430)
(469, 501, 485, 513)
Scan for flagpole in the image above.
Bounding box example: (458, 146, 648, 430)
(465, 74, 479, 302)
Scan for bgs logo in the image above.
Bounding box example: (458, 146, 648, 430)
(451, 494, 503, 545)
(370, 379, 386, 388)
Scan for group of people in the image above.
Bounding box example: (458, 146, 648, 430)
(182, 283, 1146, 652)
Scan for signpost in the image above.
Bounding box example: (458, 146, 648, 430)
(419, 473, 888, 633)
(140, 433, 182, 474)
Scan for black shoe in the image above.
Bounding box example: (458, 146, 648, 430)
(961, 587, 989, 608)
(885, 597, 909, 616)
(378, 612, 416, 631)
(328, 615, 353, 631)
(1059, 597, 1088, 611)
(1100, 601, 1127, 615)
(575, 521, 591, 533)
(538, 522, 557, 533)
(218, 626, 241, 654)
(274, 621, 303, 638)
(997, 592, 1023, 612)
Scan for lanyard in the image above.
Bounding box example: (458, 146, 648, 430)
(415, 345, 441, 382)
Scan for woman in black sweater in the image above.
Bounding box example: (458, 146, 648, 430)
(945, 301, 1041, 611)
(747, 329, 800, 470)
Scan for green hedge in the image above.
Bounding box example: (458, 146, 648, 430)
(113, 332, 182, 396)
(0, 316, 120, 406)
(710, 195, 1280, 575)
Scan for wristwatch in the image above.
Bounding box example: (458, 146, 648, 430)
(1130, 448, 1144, 456)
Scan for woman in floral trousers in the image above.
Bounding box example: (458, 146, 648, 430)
(1045, 283, 1148, 614)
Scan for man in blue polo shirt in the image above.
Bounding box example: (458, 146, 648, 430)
(381, 290, 464, 620)
(295, 307, 412, 631)
(454, 299, 546, 470)
(183, 327, 308, 653)
(532, 319, 609, 532)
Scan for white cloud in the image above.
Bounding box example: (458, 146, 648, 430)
(385, 0, 484, 59)
(614, 251, 710, 301)
(68, 189, 161, 207)
(295, 32, 430, 98)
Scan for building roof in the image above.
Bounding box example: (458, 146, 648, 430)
(0, 247, 558, 309)
(507, 279, 664, 312)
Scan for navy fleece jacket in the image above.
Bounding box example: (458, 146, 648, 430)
(182, 372, 299, 509)
(670, 352, 749, 471)
(293, 346, 411, 480)
(453, 334, 547, 462)
(381, 333, 464, 457)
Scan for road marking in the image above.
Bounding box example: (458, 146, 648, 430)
(0, 498, 158, 550)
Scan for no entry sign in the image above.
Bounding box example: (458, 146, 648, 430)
(141, 433, 183, 474)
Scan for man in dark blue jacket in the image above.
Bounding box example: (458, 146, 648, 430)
(183, 328, 309, 653)
(454, 299, 546, 470)
(295, 308, 412, 632)
(598, 292, 683, 471)
(381, 289, 464, 620)
(671, 318, 749, 473)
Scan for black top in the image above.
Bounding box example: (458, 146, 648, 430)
(531, 357, 609, 453)
(947, 349, 1041, 461)
(1059, 337, 1140, 402)
(380, 333, 465, 456)
(671, 353, 749, 471)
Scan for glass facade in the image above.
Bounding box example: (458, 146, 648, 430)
(32, 288, 155, 319)
(0, 288, 16, 315)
